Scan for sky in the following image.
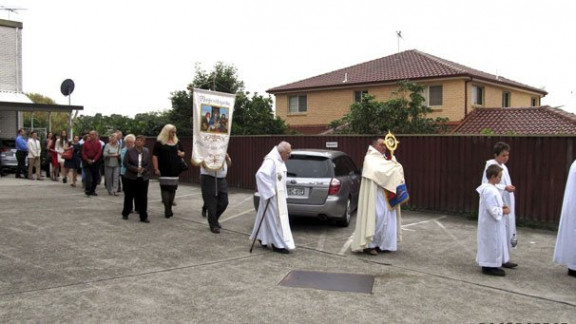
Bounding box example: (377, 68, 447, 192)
(2, 0, 576, 117)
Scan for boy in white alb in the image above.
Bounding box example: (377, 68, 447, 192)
(477, 164, 511, 276)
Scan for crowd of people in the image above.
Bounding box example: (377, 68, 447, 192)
(9, 126, 191, 225)
(7, 130, 576, 277)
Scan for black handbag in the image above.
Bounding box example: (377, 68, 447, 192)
(179, 158, 189, 173)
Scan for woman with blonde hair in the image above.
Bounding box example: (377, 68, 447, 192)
(152, 124, 185, 218)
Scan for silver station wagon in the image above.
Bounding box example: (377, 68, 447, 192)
(254, 149, 361, 227)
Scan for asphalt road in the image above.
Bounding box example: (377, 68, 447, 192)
(0, 175, 574, 323)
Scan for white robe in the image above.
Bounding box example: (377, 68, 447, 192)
(249, 147, 295, 250)
(553, 160, 576, 270)
(367, 187, 397, 251)
(351, 146, 404, 252)
(482, 159, 516, 250)
(476, 183, 509, 267)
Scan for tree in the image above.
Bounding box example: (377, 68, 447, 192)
(329, 81, 449, 134)
(169, 62, 289, 136)
(232, 91, 290, 135)
(22, 93, 70, 134)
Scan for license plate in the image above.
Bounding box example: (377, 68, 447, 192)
(288, 187, 305, 196)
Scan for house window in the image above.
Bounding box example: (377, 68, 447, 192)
(531, 97, 539, 106)
(289, 95, 307, 113)
(428, 85, 443, 106)
(354, 90, 368, 103)
(502, 92, 511, 107)
(472, 85, 484, 105)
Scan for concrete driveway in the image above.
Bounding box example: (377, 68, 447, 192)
(0, 176, 573, 323)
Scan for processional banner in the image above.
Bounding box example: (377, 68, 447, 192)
(191, 88, 236, 171)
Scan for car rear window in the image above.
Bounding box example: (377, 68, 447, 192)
(286, 155, 333, 178)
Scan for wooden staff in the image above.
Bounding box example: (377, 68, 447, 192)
(249, 198, 271, 253)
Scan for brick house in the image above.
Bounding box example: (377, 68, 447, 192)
(267, 50, 548, 134)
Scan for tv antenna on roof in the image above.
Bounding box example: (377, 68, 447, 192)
(396, 30, 403, 53)
(0, 5, 27, 19)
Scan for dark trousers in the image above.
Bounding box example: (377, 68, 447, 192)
(121, 176, 136, 216)
(201, 175, 229, 229)
(133, 177, 149, 221)
(16, 150, 27, 177)
(84, 162, 100, 194)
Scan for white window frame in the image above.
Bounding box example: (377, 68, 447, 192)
(354, 90, 368, 103)
(288, 95, 307, 114)
(472, 85, 484, 106)
(422, 85, 443, 107)
(502, 91, 511, 107)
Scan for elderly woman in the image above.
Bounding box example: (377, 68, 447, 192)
(103, 133, 121, 195)
(121, 134, 136, 219)
(123, 135, 151, 223)
(152, 124, 185, 218)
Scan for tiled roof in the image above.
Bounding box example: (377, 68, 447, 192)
(451, 106, 576, 135)
(268, 50, 547, 95)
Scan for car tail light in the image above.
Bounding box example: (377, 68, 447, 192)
(328, 178, 341, 195)
(0, 146, 8, 152)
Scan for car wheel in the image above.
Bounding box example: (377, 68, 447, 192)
(336, 197, 351, 227)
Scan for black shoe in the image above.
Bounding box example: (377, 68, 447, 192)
(63, 178, 67, 183)
(140, 219, 150, 223)
(271, 244, 290, 254)
(568, 269, 576, 277)
(502, 262, 518, 269)
(201, 207, 207, 218)
(363, 248, 378, 255)
(482, 267, 506, 276)
(90, 192, 98, 196)
(210, 227, 220, 234)
(258, 239, 267, 248)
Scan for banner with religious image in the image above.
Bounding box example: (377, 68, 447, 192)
(191, 88, 236, 170)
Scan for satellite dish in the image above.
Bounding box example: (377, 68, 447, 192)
(60, 79, 75, 96)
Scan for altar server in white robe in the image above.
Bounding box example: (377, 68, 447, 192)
(477, 164, 510, 276)
(482, 141, 518, 269)
(351, 138, 406, 255)
(553, 159, 576, 277)
(250, 141, 295, 254)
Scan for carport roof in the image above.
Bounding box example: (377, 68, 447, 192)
(0, 91, 83, 112)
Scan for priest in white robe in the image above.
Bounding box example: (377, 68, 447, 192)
(351, 139, 406, 255)
(482, 141, 518, 269)
(553, 159, 576, 277)
(476, 164, 510, 276)
(250, 141, 295, 254)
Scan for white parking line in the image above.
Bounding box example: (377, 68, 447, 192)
(316, 228, 327, 250)
(229, 195, 253, 208)
(434, 220, 475, 256)
(219, 208, 255, 223)
(149, 192, 202, 203)
(402, 215, 447, 228)
(338, 234, 355, 255)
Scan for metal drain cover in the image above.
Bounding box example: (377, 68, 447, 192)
(278, 270, 374, 294)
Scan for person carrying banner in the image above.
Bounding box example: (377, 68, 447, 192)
(249, 141, 295, 254)
(351, 138, 407, 255)
(201, 153, 232, 233)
